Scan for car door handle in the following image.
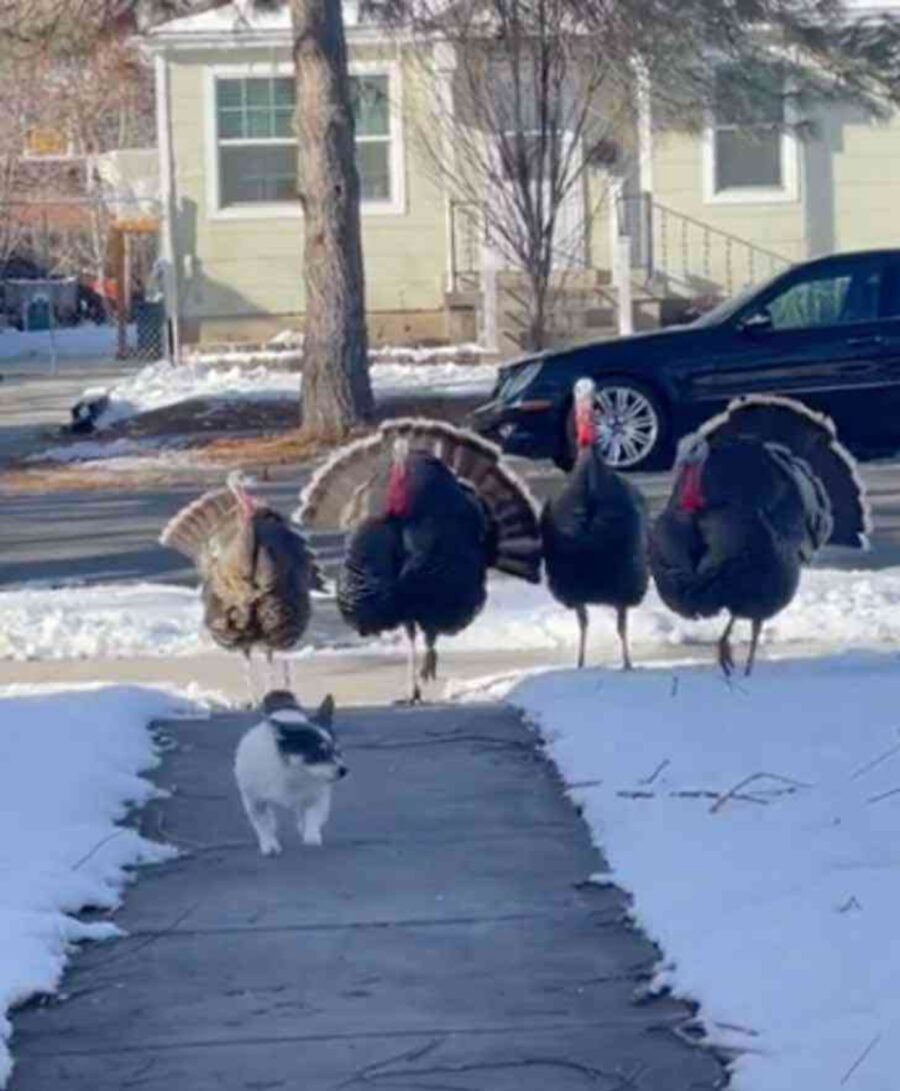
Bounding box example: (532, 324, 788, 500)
(845, 335, 883, 348)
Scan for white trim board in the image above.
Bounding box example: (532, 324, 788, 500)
(202, 59, 407, 221)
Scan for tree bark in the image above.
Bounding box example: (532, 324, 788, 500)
(291, 0, 374, 439)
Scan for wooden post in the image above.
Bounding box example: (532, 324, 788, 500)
(110, 226, 128, 359)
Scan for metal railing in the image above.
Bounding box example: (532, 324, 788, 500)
(448, 199, 484, 294)
(617, 191, 791, 297)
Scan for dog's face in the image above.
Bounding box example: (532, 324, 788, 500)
(263, 691, 348, 782)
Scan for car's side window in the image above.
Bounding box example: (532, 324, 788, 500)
(880, 261, 900, 319)
(762, 264, 881, 331)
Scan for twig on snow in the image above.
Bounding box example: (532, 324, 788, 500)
(850, 740, 900, 781)
(709, 772, 812, 815)
(71, 829, 128, 871)
(867, 786, 900, 805)
(640, 759, 670, 786)
(840, 1032, 882, 1085)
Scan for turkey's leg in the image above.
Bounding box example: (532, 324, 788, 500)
(717, 616, 736, 677)
(400, 623, 422, 705)
(421, 633, 438, 683)
(745, 619, 762, 676)
(575, 604, 588, 669)
(280, 657, 293, 693)
(616, 606, 633, 671)
(243, 651, 259, 707)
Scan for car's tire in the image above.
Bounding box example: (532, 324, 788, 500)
(563, 379, 671, 472)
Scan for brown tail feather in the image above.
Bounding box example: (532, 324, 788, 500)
(297, 417, 542, 583)
(159, 488, 239, 565)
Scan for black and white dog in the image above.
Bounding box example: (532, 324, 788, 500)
(234, 690, 348, 856)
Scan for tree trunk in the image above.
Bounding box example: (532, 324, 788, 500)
(291, 0, 374, 439)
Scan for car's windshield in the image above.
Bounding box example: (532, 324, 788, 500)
(690, 268, 789, 328)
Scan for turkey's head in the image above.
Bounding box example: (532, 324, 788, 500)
(228, 471, 258, 523)
(573, 378, 598, 449)
(386, 437, 412, 517)
(674, 437, 709, 514)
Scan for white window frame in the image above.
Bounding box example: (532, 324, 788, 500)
(203, 59, 406, 221)
(701, 73, 799, 206)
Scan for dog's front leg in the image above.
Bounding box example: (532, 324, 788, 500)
(298, 789, 331, 847)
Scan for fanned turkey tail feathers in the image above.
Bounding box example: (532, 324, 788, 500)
(159, 487, 239, 565)
(297, 417, 542, 582)
(693, 394, 870, 550)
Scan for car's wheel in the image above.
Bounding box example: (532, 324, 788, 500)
(564, 380, 670, 471)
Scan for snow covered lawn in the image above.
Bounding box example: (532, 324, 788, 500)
(0, 685, 201, 1086)
(4, 565, 900, 662)
(78, 354, 498, 432)
(513, 654, 900, 1091)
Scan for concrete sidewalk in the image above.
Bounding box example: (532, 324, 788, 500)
(9, 703, 726, 1090)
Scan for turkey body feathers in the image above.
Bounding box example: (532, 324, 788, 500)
(650, 395, 868, 626)
(541, 450, 648, 610)
(336, 455, 491, 640)
(297, 417, 542, 584)
(161, 491, 320, 655)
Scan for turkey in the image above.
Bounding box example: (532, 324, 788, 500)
(649, 395, 870, 675)
(296, 418, 542, 702)
(159, 472, 323, 698)
(541, 378, 648, 669)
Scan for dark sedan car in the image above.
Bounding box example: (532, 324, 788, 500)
(470, 249, 900, 470)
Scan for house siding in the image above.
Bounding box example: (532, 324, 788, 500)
(167, 46, 449, 344)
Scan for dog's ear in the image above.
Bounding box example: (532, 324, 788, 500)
(313, 694, 335, 729)
(262, 690, 298, 716)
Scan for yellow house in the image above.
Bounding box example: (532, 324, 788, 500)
(144, 0, 900, 353)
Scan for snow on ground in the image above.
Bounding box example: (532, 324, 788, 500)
(0, 684, 204, 1087)
(4, 565, 900, 663)
(78, 355, 498, 432)
(406, 564, 900, 660)
(512, 654, 900, 1091)
(0, 584, 209, 661)
(0, 325, 123, 362)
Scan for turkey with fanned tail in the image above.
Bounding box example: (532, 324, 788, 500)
(649, 395, 870, 675)
(159, 472, 324, 699)
(296, 418, 542, 702)
(541, 378, 649, 670)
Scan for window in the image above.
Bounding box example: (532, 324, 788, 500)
(211, 70, 399, 213)
(216, 77, 296, 206)
(705, 65, 797, 203)
(758, 262, 882, 331)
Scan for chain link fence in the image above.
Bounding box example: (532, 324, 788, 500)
(0, 195, 164, 362)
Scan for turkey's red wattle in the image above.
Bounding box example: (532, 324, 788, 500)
(678, 463, 706, 513)
(387, 463, 410, 517)
(575, 405, 598, 448)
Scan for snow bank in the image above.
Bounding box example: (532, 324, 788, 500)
(80, 356, 498, 431)
(405, 565, 900, 660)
(5, 565, 900, 662)
(0, 584, 209, 661)
(0, 685, 203, 1086)
(512, 655, 900, 1091)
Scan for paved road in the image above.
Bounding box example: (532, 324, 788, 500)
(9, 703, 726, 1090)
(3, 456, 900, 593)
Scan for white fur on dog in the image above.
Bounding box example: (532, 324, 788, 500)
(234, 712, 345, 856)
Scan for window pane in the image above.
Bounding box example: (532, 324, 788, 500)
(357, 140, 390, 200)
(220, 144, 297, 205)
(246, 79, 271, 108)
(273, 106, 294, 138)
(246, 107, 273, 138)
(764, 266, 881, 330)
(273, 78, 295, 107)
(216, 79, 243, 110)
(353, 75, 389, 136)
(218, 109, 245, 140)
(715, 128, 781, 190)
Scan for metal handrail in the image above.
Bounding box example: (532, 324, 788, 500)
(617, 191, 791, 296)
